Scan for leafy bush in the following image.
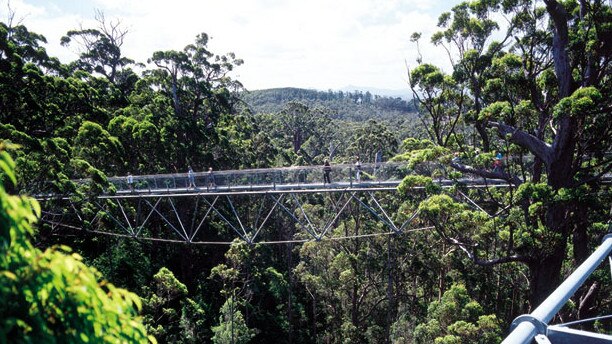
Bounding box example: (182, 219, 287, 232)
(0, 146, 154, 343)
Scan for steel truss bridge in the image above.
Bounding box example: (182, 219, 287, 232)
(36, 162, 511, 245)
(33, 162, 612, 343)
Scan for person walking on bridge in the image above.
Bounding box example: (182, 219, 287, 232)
(354, 156, 362, 182)
(323, 159, 332, 185)
(127, 172, 134, 192)
(206, 167, 216, 190)
(187, 166, 196, 189)
(492, 152, 504, 173)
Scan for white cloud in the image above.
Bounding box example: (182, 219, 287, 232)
(1, 0, 464, 91)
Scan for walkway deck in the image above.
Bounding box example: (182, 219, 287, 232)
(35, 162, 513, 200)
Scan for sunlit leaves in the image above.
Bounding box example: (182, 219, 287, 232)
(398, 175, 441, 195)
(0, 149, 152, 343)
(413, 284, 501, 344)
(73, 121, 123, 174)
(553, 86, 602, 119)
(211, 298, 256, 344)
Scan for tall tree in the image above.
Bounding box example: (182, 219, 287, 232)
(145, 33, 244, 168)
(408, 0, 611, 306)
(61, 10, 134, 85)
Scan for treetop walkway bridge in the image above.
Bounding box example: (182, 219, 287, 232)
(37, 162, 511, 200)
(32, 162, 612, 343)
(36, 162, 512, 245)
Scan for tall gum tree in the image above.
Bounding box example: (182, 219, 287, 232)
(408, 0, 611, 306)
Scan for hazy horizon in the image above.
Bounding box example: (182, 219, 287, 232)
(1, 0, 463, 91)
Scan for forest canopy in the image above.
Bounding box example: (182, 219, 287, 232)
(0, 0, 610, 342)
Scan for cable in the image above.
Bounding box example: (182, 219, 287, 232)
(38, 223, 436, 245)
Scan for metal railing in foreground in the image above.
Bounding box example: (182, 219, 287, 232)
(502, 234, 612, 343)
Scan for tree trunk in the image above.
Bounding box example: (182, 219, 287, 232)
(572, 203, 589, 264)
(172, 74, 181, 117)
(475, 121, 491, 152)
(528, 199, 574, 305)
(528, 237, 566, 306)
(525, 0, 579, 309)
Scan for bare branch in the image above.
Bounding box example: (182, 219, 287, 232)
(578, 282, 598, 318)
(488, 121, 552, 165)
(573, 161, 612, 187)
(450, 161, 523, 186)
(447, 237, 528, 267)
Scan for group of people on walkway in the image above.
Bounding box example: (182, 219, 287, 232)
(126, 166, 216, 192)
(186, 166, 216, 190)
(125, 152, 382, 191)
(125, 149, 511, 191)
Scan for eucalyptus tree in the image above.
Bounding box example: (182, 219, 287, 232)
(345, 120, 399, 163)
(141, 267, 207, 344)
(264, 101, 339, 165)
(0, 22, 65, 134)
(413, 284, 501, 343)
(408, 63, 469, 148)
(145, 33, 244, 168)
(407, 0, 612, 307)
(148, 32, 243, 121)
(0, 21, 112, 192)
(60, 10, 135, 86)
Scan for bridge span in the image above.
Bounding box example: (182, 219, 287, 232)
(32, 163, 612, 343)
(36, 162, 514, 245)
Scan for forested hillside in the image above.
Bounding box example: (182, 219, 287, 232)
(0, 0, 611, 343)
(240, 87, 417, 122)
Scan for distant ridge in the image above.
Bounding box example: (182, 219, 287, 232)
(240, 87, 416, 122)
(339, 85, 411, 100)
(246, 86, 412, 100)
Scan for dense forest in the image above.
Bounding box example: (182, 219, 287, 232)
(1, 0, 611, 343)
(241, 87, 417, 122)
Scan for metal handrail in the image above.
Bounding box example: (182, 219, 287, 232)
(502, 234, 612, 343)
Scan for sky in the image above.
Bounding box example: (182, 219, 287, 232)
(1, 0, 464, 92)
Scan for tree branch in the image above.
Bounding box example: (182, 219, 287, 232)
(573, 161, 612, 187)
(488, 121, 552, 165)
(450, 161, 523, 186)
(578, 282, 598, 319)
(447, 237, 528, 267)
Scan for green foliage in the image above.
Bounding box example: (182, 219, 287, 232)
(401, 138, 435, 152)
(2, 2, 611, 341)
(345, 119, 399, 163)
(211, 297, 256, 344)
(0, 147, 153, 343)
(418, 194, 463, 218)
(553, 86, 602, 119)
(398, 175, 441, 195)
(413, 284, 501, 344)
(392, 144, 448, 169)
(479, 101, 511, 121)
(141, 267, 206, 344)
(73, 121, 123, 173)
